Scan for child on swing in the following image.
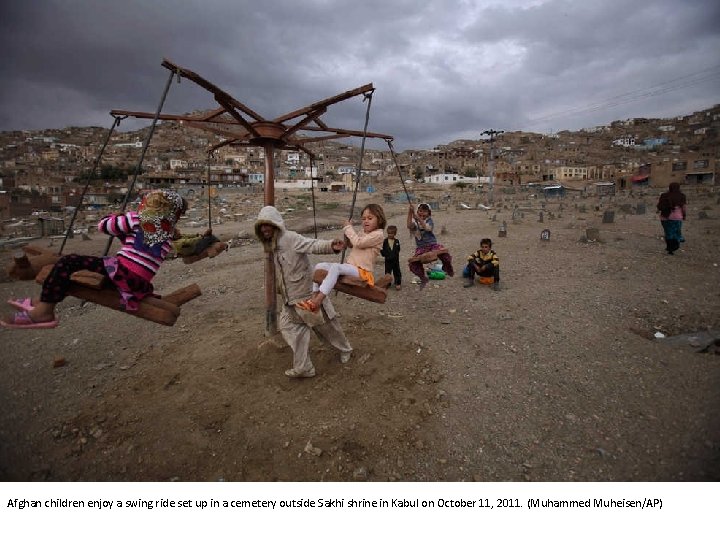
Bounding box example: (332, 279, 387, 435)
(407, 202, 454, 289)
(297, 203, 386, 312)
(1, 189, 187, 329)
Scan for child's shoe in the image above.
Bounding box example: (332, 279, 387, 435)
(7, 297, 33, 311)
(295, 299, 320, 312)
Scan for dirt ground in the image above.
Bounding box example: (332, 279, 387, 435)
(0, 185, 719, 482)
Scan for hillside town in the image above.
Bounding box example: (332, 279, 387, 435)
(0, 103, 718, 229)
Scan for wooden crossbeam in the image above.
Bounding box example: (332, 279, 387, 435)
(312, 269, 388, 304)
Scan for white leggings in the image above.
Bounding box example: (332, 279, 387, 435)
(314, 262, 360, 296)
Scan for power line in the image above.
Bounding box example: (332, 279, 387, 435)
(515, 63, 720, 131)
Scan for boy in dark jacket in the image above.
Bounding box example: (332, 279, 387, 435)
(380, 225, 402, 290)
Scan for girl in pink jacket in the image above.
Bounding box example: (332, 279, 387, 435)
(298, 203, 386, 312)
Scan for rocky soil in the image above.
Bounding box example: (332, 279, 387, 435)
(0, 185, 718, 481)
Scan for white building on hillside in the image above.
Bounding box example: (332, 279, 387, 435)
(612, 136, 636, 147)
(423, 173, 488, 185)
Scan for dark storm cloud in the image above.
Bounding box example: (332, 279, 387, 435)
(1, 0, 718, 150)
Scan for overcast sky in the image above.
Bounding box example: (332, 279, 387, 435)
(1, 0, 718, 150)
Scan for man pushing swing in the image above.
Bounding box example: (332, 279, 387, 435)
(255, 206, 353, 379)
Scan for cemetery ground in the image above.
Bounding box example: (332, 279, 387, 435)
(0, 186, 718, 482)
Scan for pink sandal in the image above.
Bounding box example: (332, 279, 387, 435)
(0, 310, 59, 329)
(7, 297, 33, 311)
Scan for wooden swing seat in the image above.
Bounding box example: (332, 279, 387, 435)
(408, 248, 448, 264)
(35, 265, 201, 326)
(312, 269, 390, 304)
(181, 241, 228, 264)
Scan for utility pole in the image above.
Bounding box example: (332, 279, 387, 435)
(481, 129, 504, 204)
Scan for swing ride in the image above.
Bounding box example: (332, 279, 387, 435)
(6, 57, 429, 329)
(110, 58, 398, 332)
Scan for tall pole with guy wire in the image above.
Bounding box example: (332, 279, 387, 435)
(482, 129, 504, 204)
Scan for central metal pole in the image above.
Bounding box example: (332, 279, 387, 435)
(263, 141, 278, 335)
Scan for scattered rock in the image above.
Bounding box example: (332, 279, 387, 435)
(52, 357, 66, 368)
(304, 440, 322, 457)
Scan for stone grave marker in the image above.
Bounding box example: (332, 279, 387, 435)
(540, 229, 551, 241)
(602, 210, 615, 223)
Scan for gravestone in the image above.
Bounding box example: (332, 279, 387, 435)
(540, 229, 551, 241)
(699, 211, 709, 220)
(498, 220, 507, 237)
(586, 228, 600, 241)
(538, 211, 544, 223)
(636, 203, 646, 215)
(602, 210, 615, 223)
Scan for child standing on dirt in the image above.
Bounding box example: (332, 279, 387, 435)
(299, 203, 386, 312)
(2, 189, 187, 329)
(463, 238, 500, 290)
(407, 202, 453, 288)
(380, 224, 402, 290)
